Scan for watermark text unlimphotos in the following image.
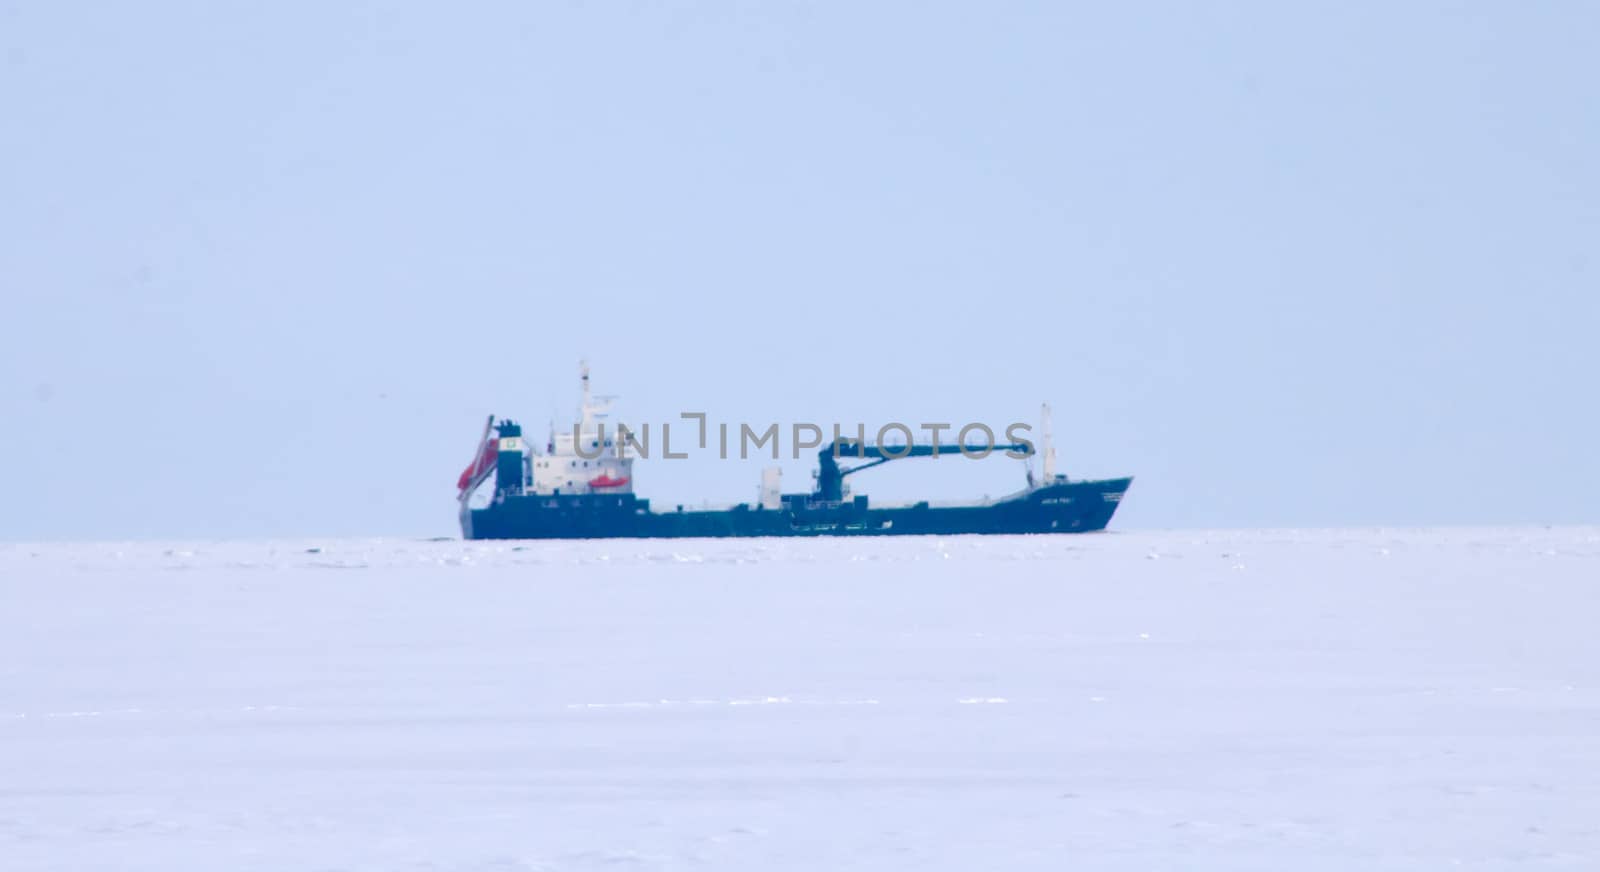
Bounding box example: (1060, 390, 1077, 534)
(566, 413, 1036, 461)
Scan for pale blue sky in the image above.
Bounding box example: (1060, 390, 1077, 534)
(2, 2, 1596, 539)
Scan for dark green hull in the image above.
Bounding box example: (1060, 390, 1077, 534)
(463, 478, 1131, 540)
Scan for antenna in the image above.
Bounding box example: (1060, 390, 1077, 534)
(577, 359, 617, 427)
(1041, 403, 1058, 481)
(578, 359, 596, 426)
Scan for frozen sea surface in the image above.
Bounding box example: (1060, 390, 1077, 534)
(2, 528, 1598, 871)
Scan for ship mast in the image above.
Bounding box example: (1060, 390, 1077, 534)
(1041, 403, 1058, 481)
(579, 359, 592, 427)
(577, 358, 616, 430)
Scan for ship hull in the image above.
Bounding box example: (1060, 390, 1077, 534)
(463, 478, 1131, 540)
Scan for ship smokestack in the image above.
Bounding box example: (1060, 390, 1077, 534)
(495, 421, 525, 495)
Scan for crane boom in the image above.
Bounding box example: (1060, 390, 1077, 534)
(815, 439, 1033, 502)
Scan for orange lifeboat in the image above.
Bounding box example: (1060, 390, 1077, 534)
(589, 473, 630, 489)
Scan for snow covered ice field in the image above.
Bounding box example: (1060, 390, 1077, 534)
(2, 528, 1598, 871)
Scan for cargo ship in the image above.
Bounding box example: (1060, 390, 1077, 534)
(457, 365, 1131, 540)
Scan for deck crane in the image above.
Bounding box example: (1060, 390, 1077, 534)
(814, 438, 1034, 503)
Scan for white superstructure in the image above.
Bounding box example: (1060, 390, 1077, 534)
(528, 361, 635, 496)
(759, 467, 782, 510)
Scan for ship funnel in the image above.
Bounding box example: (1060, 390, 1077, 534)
(495, 420, 526, 496)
